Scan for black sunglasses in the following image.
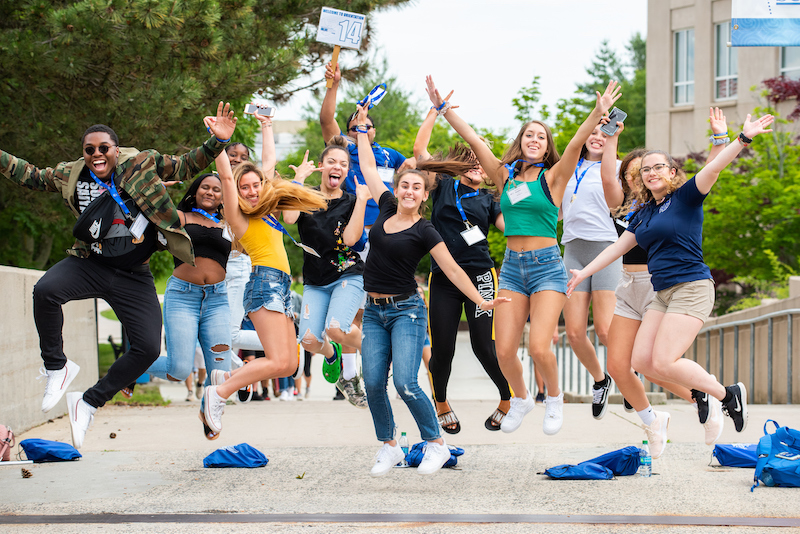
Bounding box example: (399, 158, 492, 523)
(348, 125, 373, 132)
(84, 145, 117, 156)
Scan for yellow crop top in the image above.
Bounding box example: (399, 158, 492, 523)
(238, 218, 291, 274)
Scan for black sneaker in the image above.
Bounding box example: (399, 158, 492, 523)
(623, 397, 634, 412)
(591, 373, 612, 419)
(722, 382, 748, 432)
(692, 388, 710, 424)
(333, 389, 345, 401)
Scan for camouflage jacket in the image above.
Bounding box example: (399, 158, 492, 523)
(0, 136, 229, 265)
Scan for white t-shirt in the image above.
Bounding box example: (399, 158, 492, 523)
(561, 158, 622, 244)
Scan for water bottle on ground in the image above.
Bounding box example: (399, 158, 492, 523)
(639, 439, 652, 477)
(398, 432, 409, 467)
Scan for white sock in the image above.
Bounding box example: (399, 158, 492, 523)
(341, 352, 357, 380)
(638, 406, 656, 426)
(546, 392, 562, 403)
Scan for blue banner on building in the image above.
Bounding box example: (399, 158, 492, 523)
(732, 0, 800, 46)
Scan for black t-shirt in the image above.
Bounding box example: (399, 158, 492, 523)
(614, 215, 648, 265)
(296, 189, 365, 286)
(364, 191, 443, 294)
(76, 169, 158, 270)
(429, 177, 500, 273)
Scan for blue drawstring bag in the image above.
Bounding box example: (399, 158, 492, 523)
(19, 439, 81, 463)
(544, 462, 614, 480)
(585, 446, 641, 476)
(711, 443, 757, 468)
(405, 441, 464, 468)
(203, 443, 268, 468)
(752, 420, 800, 491)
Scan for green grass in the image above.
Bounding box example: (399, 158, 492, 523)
(108, 383, 170, 406)
(100, 309, 118, 321)
(98, 343, 115, 376)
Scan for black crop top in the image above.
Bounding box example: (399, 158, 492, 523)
(614, 216, 648, 265)
(174, 223, 232, 269)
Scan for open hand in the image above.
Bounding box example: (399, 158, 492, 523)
(709, 107, 728, 135)
(204, 102, 237, 142)
(478, 297, 512, 312)
(288, 150, 320, 182)
(425, 75, 445, 109)
(566, 269, 586, 298)
(742, 113, 774, 140)
(595, 81, 622, 116)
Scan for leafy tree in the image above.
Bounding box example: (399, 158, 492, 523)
(0, 0, 410, 270)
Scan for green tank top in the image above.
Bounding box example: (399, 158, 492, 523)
(499, 167, 559, 238)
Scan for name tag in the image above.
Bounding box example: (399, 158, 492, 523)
(129, 212, 149, 240)
(460, 225, 486, 246)
(506, 182, 531, 204)
(377, 166, 395, 184)
(616, 218, 629, 229)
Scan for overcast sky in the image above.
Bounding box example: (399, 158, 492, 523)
(279, 0, 648, 133)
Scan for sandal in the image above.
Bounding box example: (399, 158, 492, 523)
(437, 410, 461, 434)
(485, 408, 507, 431)
(121, 382, 136, 399)
(198, 411, 219, 441)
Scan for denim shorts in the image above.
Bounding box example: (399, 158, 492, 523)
(298, 274, 366, 343)
(498, 245, 568, 296)
(243, 265, 293, 319)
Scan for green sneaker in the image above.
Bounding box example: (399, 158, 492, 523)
(322, 341, 342, 383)
(335, 375, 368, 409)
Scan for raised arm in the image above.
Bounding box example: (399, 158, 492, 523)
(413, 108, 438, 163)
(0, 150, 63, 194)
(282, 150, 320, 225)
(430, 242, 510, 310)
(320, 62, 342, 144)
(706, 107, 729, 166)
(694, 113, 773, 195)
(566, 231, 637, 297)
(215, 149, 249, 239)
(426, 76, 505, 187)
(548, 81, 621, 197)
(601, 120, 625, 209)
(255, 111, 276, 179)
(354, 103, 389, 200)
(342, 183, 371, 246)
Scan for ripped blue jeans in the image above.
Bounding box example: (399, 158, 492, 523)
(362, 293, 440, 442)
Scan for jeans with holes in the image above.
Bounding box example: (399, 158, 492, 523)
(362, 293, 440, 442)
(148, 276, 231, 382)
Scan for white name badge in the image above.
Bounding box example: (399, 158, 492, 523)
(460, 225, 486, 246)
(297, 242, 321, 258)
(506, 182, 531, 204)
(616, 218, 629, 229)
(377, 166, 395, 184)
(129, 212, 149, 240)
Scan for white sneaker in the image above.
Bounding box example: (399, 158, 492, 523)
(417, 440, 451, 475)
(542, 392, 564, 435)
(203, 386, 226, 434)
(643, 410, 670, 459)
(185, 390, 197, 402)
(209, 370, 227, 386)
(39, 359, 81, 413)
(66, 391, 95, 449)
(279, 389, 291, 401)
(370, 442, 405, 477)
(500, 391, 536, 433)
(704, 395, 724, 445)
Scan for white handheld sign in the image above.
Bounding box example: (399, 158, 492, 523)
(316, 7, 365, 48)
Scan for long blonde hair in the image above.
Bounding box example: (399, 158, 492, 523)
(233, 162, 327, 218)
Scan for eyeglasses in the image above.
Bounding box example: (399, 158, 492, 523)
(348, 125, 373, 132)
(84, 145, 117, 156)
(640, 163, 670, 175)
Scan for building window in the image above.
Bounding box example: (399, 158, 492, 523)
(715, 23, 737, 100)
(781, 47, 800, 80)
(674, 29, 695, 105)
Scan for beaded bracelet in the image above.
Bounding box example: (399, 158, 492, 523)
(354, 124, 370, 134)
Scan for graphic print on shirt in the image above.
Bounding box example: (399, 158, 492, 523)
(475, 271, 495, 318)
(330, 221, 359, 273)
(75, 178, 106, 213)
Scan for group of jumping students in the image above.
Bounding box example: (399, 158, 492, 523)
(2, 63, 773, 477)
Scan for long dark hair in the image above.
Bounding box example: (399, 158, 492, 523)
(177, 173, 224, 217)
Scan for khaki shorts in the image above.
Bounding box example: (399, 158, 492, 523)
(614, 270, 655, 321)
(647, 279, 715, 322)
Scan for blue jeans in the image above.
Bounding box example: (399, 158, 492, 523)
(362, 293, 440, 442)
(298, 274, 366, 343)
(148, 276, 232, 382)
(244, 265, 293, 319)
(498, 245, 568, 296)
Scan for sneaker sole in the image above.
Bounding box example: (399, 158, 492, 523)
(203, 387, 223, 434)
(198, 411, 219, 441)
(651, 412, 670, 459)
(735, 382, 748, 432)
(42, 361, 81, 413)
(66, 392, 83, 449)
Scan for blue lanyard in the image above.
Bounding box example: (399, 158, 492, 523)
(504, 159, 545, 182)
(89, 170, 130, 218)
(624, 199, 638, 221)
(572, 158, 600, 195)
(453, 179, 479, 225)
(358, 83, 387, 110)
(192, 208, 220, 223)
(262, 215, 320, 257)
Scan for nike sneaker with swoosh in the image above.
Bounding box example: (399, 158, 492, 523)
(722, 382, 748, 432)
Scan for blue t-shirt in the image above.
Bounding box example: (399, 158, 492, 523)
(626, 177, 713, 291)
(341, 132, 406, 226)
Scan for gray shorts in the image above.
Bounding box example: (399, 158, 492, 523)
(614, 270, 655, 321)
(563, 239, 622, 293)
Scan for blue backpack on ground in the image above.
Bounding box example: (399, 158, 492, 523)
(543, 446, 641, 480)
(752, 420, 800, 491)
(203, 443, 268, 468)
(405, 441, 464, 468)
(712, 443, 757, 468)
(19, 439, 81, 463)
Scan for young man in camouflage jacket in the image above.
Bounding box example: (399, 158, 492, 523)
(0, 102, 237, 448)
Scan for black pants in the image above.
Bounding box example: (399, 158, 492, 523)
(33, 256, 162, 408)
(428, 268, 511, 402)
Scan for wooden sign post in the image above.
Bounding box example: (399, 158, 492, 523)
(316, 7, 366, 88)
